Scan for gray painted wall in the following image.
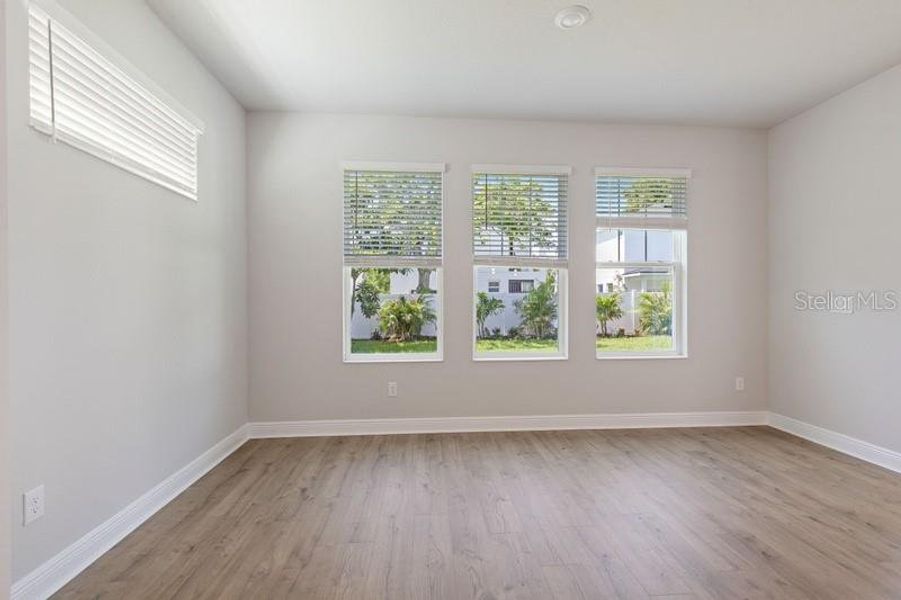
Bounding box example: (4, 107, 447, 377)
(768, 64, 901, 453)
(6, 0, 247, 580)
(247, 113, 769, 422)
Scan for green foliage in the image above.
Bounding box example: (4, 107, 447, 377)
(595, 293, 624, 337)
(473, 176, 556, 256)
(349, 267, 405, 318)
(624, 178, 676, 213)
(638, 281, 672, 335)
(355, 269, 392, 318)
(514, 271, 558, 339)
(475, 292, 505, 338)
(378, 293, 437, 342)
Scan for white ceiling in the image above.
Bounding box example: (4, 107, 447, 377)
(148, 0, 901, 127)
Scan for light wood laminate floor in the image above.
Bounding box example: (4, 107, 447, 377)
(56, 427, 901, 599)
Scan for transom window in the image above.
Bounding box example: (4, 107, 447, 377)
(342, 162, 445, 362)
(595, 168, 689, 357)
(28, 5, 202, 200)
(472, 165, 570, 360)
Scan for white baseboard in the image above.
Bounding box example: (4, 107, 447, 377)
(767, 413, 901, 474)
(248, 410, 768, 438)
(11, 424, 250, 600)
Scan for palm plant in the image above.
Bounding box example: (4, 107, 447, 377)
(638, 281, 672, 335)
(595, 293, 623, 337)
(475, 292, 505, 338)
(514, 271, 558, 339)
(378, 293, 437, 342)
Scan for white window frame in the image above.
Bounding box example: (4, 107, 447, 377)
(595, 167, 689, 360)
(342, 161, 446, 363)
(27, 0, 204, 200)
(471, 164, 571, 362)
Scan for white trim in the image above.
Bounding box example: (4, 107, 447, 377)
(11, 425, 250, 600)
(767, 413, 901, 474)
(249, 411, 767, 439)
(595, 217, 688, 230)
(471, 163, 572, 176)
(342, 256, 443, 268)
(341, 160, 446, 173)
(472, 256, 569, 268)
(594, 166, 691, 178)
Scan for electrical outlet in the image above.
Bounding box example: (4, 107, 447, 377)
(735, 377, 745, 392)
(387, 381, 398, 397)
(23, 485, 45, 525)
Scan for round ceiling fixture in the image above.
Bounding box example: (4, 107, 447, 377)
(555, 5, 591, 30)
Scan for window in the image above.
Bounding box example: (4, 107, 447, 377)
(28, 5, 202, 200)
(472, 165, 569, 359)
(595, 168, 688, 357)
(508, 280, 534, 294)
(343, 162, 444, 362)
(487, 281, 500, 293)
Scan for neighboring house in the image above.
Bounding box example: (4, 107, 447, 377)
(475, 267, 552, 335)
(596, 229, 673, 335)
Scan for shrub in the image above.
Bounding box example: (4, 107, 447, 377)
(514, 271, 558, 339)
(378, 293, 437, 342)
(638, 281, 672, 336)
(595, 293, 623, 337)
(475, 292, 505, 338)
(354, 268, 393, 319)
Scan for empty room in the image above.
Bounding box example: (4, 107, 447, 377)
(2, 0, 901, 598)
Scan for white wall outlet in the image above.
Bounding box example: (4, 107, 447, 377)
(735, 376, 745, 392)
(23, 484, 45, 525)
(387, 381, 398, 397)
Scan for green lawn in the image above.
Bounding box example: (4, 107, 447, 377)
(475, 338, 559, 353)
(351, 335, 672, 355)
(351, 339, 438, 354)
(472, 335, 672, 354)
(596, 335, 672, 352)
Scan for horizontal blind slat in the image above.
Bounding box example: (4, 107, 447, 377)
(51, 37, 197, 158)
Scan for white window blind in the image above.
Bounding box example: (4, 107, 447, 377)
(472, 168, 569, 266)
(595, 168, 690, 229)
(343, 167, 444, 267)
(28, 5, 202, 200)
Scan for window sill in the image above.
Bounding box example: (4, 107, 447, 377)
(344, 355, 444, 364)
(596, 353, 687, 361)
(472, 354, 569, 362)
